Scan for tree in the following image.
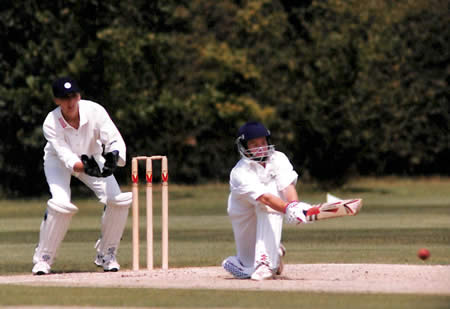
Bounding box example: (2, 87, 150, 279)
(0, 0, 448, 196)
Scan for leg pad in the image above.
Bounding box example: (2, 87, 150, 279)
(33, 201, 76, 266)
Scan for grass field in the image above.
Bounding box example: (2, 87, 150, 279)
(0, 177, 449, 308)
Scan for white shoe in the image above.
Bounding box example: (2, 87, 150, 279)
(32, 261, 51, 275)
(94, 254, 103, 267)
(251, 263, 273, 281)
(102, 254, 120, 272)
(276, 243, 286, 275)
(222, 256, 251, 279)
(95, 253, 120, 272)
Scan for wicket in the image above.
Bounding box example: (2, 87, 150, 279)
(131, 156, 169, 271)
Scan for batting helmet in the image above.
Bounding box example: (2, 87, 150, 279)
(235, 121, 275, 162)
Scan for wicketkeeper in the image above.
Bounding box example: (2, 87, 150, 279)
(32, 77, 131, 275)
(222, 121, 362, 280)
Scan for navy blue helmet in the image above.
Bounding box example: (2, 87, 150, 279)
(235, 122, 275, 162)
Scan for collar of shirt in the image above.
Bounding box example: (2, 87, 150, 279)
(245, 157, 277, 184)
(78, 101, 88, 127)
(56, 100, 88, 129)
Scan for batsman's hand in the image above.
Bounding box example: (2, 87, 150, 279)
(284, 201, 309, 225)
(81, 154, 103, 177)
(101, 150, 119, 177)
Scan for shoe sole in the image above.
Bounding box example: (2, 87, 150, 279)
(223, 261, 250, 279)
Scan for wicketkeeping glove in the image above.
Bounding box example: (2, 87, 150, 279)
(101, 150, 119, 177)
(81, 154, 103, 177)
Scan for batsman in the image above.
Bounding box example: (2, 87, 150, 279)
(222, 122, 362, 280)
(32, 77, 131, 275)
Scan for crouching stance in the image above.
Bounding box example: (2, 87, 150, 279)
(222, 122, 362, 281)
(32, 77, 131, 275)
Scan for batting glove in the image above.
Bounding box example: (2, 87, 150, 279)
(284, 201, 310, 225)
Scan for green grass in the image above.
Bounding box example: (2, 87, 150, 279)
(1, 285, 449, 309)
(0, 177, 449, 308)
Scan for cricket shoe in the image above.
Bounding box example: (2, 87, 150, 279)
(276, 243, 286, 276)
(95, 253, 120, 272)
(32, 261, 51, 275)
(94, 253, 104, 267)
(251, 262, 273, 281)
(222, 256, 251, 279)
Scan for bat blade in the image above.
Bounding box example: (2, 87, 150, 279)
(305, 199, 363, 221)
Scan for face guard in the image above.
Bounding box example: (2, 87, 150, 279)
(236, 140, 275, 162)
(235, 122, 275, 162)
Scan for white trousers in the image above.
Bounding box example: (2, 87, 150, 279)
(44, 156, 122, 203)
(228, 197, 283, 271)
(34, 156, 126, 265)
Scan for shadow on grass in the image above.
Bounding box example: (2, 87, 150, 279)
(341, 187, 391, 194)
(0, 262, 108, 275)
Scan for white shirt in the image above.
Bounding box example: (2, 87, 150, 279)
(43, 100, 127, 171)
(228, 151, 298, 212)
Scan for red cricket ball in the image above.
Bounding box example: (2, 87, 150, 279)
(417, 248, 430, 260)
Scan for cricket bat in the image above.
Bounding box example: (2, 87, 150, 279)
(305, 194, 362, 222)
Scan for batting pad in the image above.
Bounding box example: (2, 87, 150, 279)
(33, 206, 74, 266)
(47, 199, 78, 214)
(96, 203, 129, 256)
(106, 192, 132, 207)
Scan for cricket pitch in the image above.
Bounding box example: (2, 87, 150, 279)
(1, 264, 449, 295)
